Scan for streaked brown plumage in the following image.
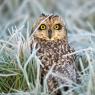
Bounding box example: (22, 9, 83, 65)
(30, 14, 79, 95)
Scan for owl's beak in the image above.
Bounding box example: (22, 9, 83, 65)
(48, 29, 52, 39)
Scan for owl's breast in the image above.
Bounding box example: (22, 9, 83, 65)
(36, 40, 67, 73)
(31, 38, 77, 82)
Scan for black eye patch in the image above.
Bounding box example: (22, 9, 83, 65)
(54, 24, 62, 30)
(39, 24, 46, 30)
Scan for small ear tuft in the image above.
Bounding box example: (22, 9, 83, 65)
(54, 15, 59, 17)
(41, 13, 46, 16)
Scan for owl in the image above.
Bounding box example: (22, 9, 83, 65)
(30, 14, 80, 95)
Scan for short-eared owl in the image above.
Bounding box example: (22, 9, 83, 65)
(30, 14, 79, 95)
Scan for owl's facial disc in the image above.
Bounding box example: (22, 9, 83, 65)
(33, 15, 67, 41)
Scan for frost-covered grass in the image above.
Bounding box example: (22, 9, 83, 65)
(0, 0, 95, 95)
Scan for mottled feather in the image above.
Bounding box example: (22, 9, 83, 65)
(30, 15, 80, 95)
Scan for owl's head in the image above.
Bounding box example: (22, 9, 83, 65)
(32, 14, 67, 41)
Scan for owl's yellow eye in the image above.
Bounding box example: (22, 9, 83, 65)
(39, 24, 46, 30)
(54, 24, 62, 30)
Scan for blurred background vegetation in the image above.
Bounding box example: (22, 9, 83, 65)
(0, 0, 95, 49)
(0, 0, 95, 95)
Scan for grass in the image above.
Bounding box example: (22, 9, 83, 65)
(0, 0, 95, 95)
(0, 27, 41, 94)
